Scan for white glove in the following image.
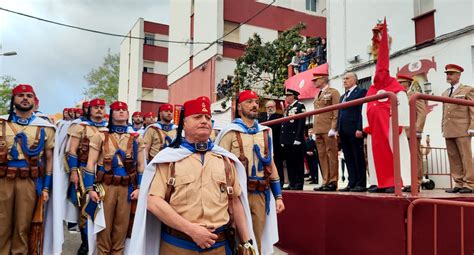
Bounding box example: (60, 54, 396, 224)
(293, 140, 302, 145)
(468, 130, 474, 135)
(416, 132, 423, 139)
(328, 129, 337, 137)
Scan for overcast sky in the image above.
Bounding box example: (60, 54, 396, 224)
(0, 0, 170, 114)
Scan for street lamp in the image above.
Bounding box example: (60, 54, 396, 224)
(0, 51, 17, 56)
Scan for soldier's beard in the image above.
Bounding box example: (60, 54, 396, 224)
(14, 102, 34, 113)
(241, 109, 258, 120)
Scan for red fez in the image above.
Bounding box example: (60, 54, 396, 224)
(184, 96, 211, 117)
(444, 64, 464, 73)
(109, 101, 128, 111)
(238, 90, 259, 103)
(396, 74, 413, 82)
(89, 98, 106, 107)
(159, 103, 173, 112)
(68, 108, 75, 113)
(63, 108, 69, 112)
(74, 108, 83, 115)
(144, 112, 155, 118)
(82, 101, 90, 108)
(132, 111, 142, 117)
(12, 84, 35, 96)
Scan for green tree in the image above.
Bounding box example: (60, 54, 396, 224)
(231, 22, 311, 101)
(84, 50, 119, 104)
(0, 75, 16, 115)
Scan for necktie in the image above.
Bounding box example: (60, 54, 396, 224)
(317, 90, 322, 99)
(448, 86, 454, 97)
(342, 90, 350, 102)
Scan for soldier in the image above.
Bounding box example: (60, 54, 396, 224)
(0, 84, 55, 254)
(280, 89, 306, 190)
(396, 74, 427, 192)
(143, 111, 155, 128)
(216, 90, 283, 254)
(66, 98, 108, 254)
(81, 101, 90, 121)
(130, 96, 256, 255)
(442, 64, 473, 193)
(84, 101, 145, 253)
(143, 104, 177, 162)
(130, 111, 145, 135)
(312, 73, 340, 191)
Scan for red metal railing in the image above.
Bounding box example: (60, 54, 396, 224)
(422, 146, 452, 188)
(406, 198, 474, 255)
(262, 92, 403, 196)
(408, 94, 474, 196)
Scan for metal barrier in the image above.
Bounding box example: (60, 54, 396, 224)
(409, 94, 474, 196)
(406, 198, 474, 255)
(422, 146, 452, 188)
(262, 92, 403, 196)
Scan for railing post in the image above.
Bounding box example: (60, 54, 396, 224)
(409, 93, 421, 196)
(388, 92, 402, 196)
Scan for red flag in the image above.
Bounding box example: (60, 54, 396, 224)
(284, 63, 328, 99)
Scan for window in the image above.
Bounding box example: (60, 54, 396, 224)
(306, 0, 317, 12)
(143, 67, 154, 73)
(144, 33, 155, 45)
(143, 61, 154, 73)
(358, 76, 372, 90)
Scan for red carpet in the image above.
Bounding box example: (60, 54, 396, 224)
(276, 191, 474, 255)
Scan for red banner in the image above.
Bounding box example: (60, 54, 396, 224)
(284, 63, 328, 99)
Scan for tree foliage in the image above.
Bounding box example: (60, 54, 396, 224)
(231, 22, 312, 101)
(0, 75, 16, 115)
(84, 50, 119, 104)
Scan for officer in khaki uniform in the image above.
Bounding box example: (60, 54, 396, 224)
(441, 64, 474, 193)
(312, 73, 340, 191)
(145, 96, 255, 254)
(85, 101, 145, 254)
(66, 98, 108, 254)
(216, 90, 284, 253)
(143, 104, 177, 162)
(0, 84, 55, 254)
(397, 74, 427, 189)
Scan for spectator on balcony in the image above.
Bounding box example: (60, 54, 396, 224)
(308, 58, 318, 70)
(217, 78, 225, 99)
(442, 64, 473, 194)
(289, 51, 301, 74)
(316, 38, 327, 65)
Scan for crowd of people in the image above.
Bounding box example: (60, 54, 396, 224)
(0, 25, 471, 255)
(288, 37, 327, 74)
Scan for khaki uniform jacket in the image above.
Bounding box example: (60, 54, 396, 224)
(149, 152, 242, 228)
(4, 123, 55, 175)
(89, 132, 145, 170)
(407, 91, 427, 133)
(442, 84, 474, 138)
(313, 87, 340, 134)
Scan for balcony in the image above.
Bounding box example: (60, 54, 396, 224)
(142, 72, 167, 90)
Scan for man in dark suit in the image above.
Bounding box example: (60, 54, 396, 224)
(281, 89, 306, 190)
(337, 72, 368, 192)
(259, 100, 285, 188)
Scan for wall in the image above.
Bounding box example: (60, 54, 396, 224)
(118, 18, 143, 112)
(168, 58, 216, 105)
(167, 0, 193, 85)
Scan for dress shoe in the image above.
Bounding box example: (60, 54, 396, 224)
(384, 187, 395, 193)
(350, 186, 367, 192)
(314, 185, 326, 191)
(323, 183, 337, 191)
(338, 186, 352, 192)
(402, 186, 411, 192)
(309, 179, 318, 184)
(445, 187, 461, 193)
(282, 186, 292, 190)
(367, 185, 378, 193)
(292, 185, 304, 190)
(459, 187, 473, 194)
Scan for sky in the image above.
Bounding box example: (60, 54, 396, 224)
(0, 0, 170, 114)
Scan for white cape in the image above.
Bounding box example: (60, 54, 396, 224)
(362, 92, 411, 187)
(129, 145, 257, 254)
(215, 122, 279, 255)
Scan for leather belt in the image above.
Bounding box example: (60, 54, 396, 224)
(162, 225, 228, 243)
